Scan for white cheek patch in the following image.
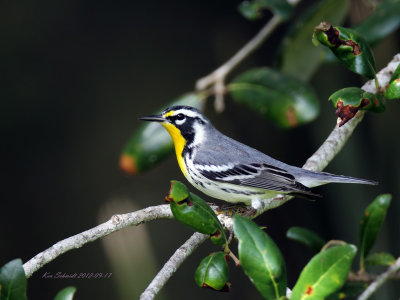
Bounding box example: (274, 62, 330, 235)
(192, 122, 205, 147)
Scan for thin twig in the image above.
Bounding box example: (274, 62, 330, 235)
(139, 232, 208, 300)
(320, 240, 347, 252)
(227, 250, 241, 266)
(23, 205, 173, 278)
(348, 271, 376, 283)
(138, 208, 234, 300)
(195, 15, 282, 92)
(358, 256, 400, 300)
(196, 0, 302, 112)
(302, 111, 365, 172)
(347, 268, 400, 283)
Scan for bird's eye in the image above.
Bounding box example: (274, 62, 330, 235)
(175, 113, 185, 121)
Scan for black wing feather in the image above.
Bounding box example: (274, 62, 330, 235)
(198, 163, 321, 199)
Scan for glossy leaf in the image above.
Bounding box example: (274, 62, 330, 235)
(229, 67, 319, 128)
(238, 0, 293, 21)
(384, 63, 400, 99)
(355, 0, 400, 46)
(359, 194, 392, 270)
(326, 282, 367, 300)
(233, 215, 286, 299)
(0, 259, 27, 300)
(119, 93, 203, 175)
(286, 227, 325, 252)
(365, 252, 395, 267)
(291, 244, 357, 300)
(313, 23, 376, 79)
(195, 252, 229, 291)
(278, 0, 348, 81)
(54, 286, 77, 300)
(165, 180, 189, 203)
(166, 180, 227, 246)
(329, 87, 386, 126)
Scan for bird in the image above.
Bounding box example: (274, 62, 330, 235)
(140, 105, 377, 210)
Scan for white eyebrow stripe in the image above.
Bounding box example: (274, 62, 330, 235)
(170, 109, 208, 123)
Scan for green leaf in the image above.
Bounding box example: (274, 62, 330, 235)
(291, 244, 357, 300)
(313, 23, 376, 79)
(365, 252, 395, 267)
(165, 180, 189, 203)
(233, 215, 286, 299)
(119, 93, 203, 175)
(229, 67, 319, 128)
(359, 194, 392, 270)
(238, 0, 293, 21)
(278, 0, 348, 81)
(286, 227, 326, 252)
(54, 286, 77, 300)
(195, 252, 229, 291)
(0, 259, 27, 300)
(329, 87, 386, 127)
(326, 282, 367, 300)
(167, 180, 227, 246)
(384, 63, 400, 99)
(355, 0, 400, 46)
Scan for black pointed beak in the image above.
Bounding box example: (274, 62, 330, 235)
(139, 114, 166, 122)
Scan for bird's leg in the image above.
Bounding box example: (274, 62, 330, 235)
(241, 207, 257, 217)
(231, 198, 261, 217)
(216, 202, 248, 216)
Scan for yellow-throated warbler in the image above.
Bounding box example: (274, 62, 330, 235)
(140, 105, 377, 209)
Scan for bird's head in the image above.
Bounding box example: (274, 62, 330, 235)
(140, 105, 210, 149)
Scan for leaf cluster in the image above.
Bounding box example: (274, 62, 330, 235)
(163, 181, 394, 299)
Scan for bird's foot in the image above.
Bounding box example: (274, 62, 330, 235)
(216, 203, 249, 216)
(241, 207, 257, 217)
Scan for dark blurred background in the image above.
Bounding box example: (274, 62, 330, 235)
(1, 0, 399, 299)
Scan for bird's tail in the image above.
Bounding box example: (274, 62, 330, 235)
(297, 170, 378, 188)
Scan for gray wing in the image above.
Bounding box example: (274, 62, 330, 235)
(193, 133, 320, 198)
(196, 162, 319, 197)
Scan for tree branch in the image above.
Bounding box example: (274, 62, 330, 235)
(347, 269, 400, 283)
(254, 53, 400, 215)
(358, 256, 400, 300)
(195, 15, 282, 92)
(139, 232, 208, 300)
(304, 53, 400, 171)
(23, 205, 173, 278)
(195, 0, 301, 112)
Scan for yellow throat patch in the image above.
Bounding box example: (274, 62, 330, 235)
(161, 122, 188, 176)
